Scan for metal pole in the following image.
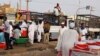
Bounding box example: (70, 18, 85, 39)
(26, 0, 29, 20)
(19, 0, 21, 11)
(26, 0, 29, 12)
(79, 0, 81, 11)
(90, 6, 92, 18)
(75, 0, 81, 28)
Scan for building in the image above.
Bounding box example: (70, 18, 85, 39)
(0, 4, 16, 21)
(0, 4, 16, 14)
(76, 14, 100, 32)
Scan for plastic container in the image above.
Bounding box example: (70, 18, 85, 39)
(0, 42, 6, 49)
(21, 29, 27, 37)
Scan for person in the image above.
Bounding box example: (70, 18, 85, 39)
(13, 25, 21, 39)
(59, 22, 67, 36)
(0, 16, 3, 26)
(54, 3, 61, 15)
(55, 21, 67, 50)
(9, 22, 13, 38)
(20, 20, 28, 37)
(54, 7, 60, 16)
(79, 23, 88, 41)
(37, 20, 44, 42)
(55, 20, 79, 56)
(3, 17, 13, 50)
(20, 20, 27, 28)
(28, 20, 37, 44)
(43, 20, 50, 44)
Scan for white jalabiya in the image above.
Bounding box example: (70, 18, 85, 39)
(59, 27, 68, 37)
(54, 8, 60, 16)
(79, 28, 88, 41)
(55, 27, 67, 50)
(20, 21, 27, 28)
(37, 22, 44, 42)
(28, 22, 37, 44)
(55, 29, 79, 56)
(9, 25, 13, 37)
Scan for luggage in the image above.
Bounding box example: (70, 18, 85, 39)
(0, 32, 5, 42)
(15, 38, 28, 44)
(0, 42, 6, 49)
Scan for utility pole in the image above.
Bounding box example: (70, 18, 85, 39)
(26, 0, 29, 12)
(79, 0, 81, 12)
(19, 0, 21, 11)
(75, 0, 81, 20)
(26, 0, 30, 20)
(17, 2, 19, 12)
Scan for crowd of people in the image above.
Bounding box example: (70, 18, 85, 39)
(0, 3, 97, 56)
(0, 14, 96, 56)
(0, 15, 52, 50)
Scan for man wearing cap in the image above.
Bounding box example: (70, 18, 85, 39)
(28, 20, 36, 44)
(55, 21, 67, 50)
(37, 20, 44, 42)
(59, 22, 67, 36)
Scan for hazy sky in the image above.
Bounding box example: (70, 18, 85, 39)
(0, 0, 100, 16)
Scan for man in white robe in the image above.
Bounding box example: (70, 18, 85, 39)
(20, 20, 27, 28)
(55, 22, 67, 50)
(20, 20, 28, 37)
(37, 20, 44, 42)
(79, 23, 88, 41)
(55, 20, 79, 56)
(9, 22, 13, 38)
(28, 21, 36, 44)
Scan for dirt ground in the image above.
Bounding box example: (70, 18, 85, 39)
(0, 41, 57, 56)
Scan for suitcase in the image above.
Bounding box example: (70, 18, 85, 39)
(0, 32, 5, 42)
(15, 38, 28, 44)
(0, 42, 6, 49)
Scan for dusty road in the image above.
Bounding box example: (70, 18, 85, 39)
(0, 41, 57, 56)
